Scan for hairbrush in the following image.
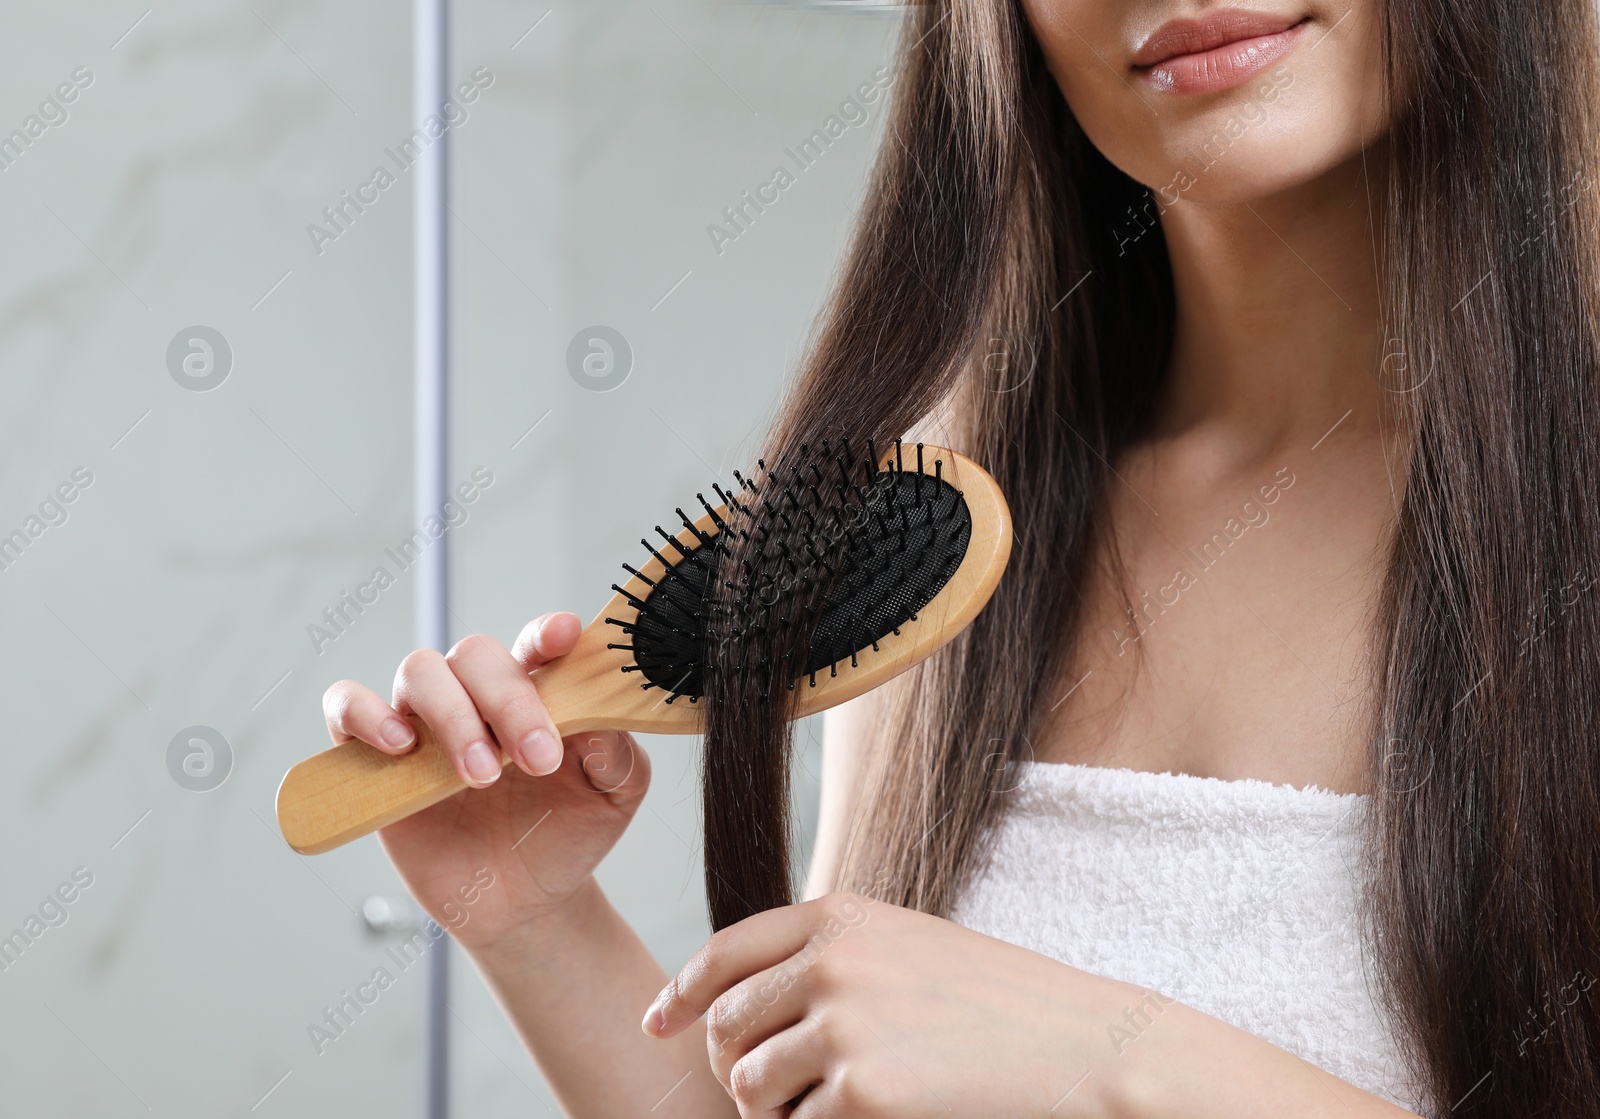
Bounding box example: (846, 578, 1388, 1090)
(275, 440, 1011, 854)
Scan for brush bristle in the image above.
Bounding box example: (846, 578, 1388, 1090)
(602, 438, 972, 701)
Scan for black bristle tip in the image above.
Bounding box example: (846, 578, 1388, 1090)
(698, 493, 730, 530)
(611, 584, 648, 610)
(675, 508, 712, 545)
(621, 563, 656, 587)
(713, 482, 749, 515)
(654, 526, 686, 557)
(642, 539, 674, 568)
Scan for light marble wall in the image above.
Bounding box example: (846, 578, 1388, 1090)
(0, 1, 897, 1116)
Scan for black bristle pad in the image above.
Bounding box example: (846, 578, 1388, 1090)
(613, 443, 972, 699)
(799, 469, 969, 676)
(621, 536, 724, 698)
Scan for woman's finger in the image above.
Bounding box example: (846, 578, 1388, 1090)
(446, 633, 563, 776)
(393, 648, 502, 788)
(645, 894, 871, 1038)
(726, 1015, 828, 1119)
(323, 678, 417, 754)
(510, 611, 583, 670)
(789, 1078, 842, 1119)
(704, 954, 814, 1092)
(573, 731, 649, 802)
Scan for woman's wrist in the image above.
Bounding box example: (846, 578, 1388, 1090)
(1088, 991, 1192, 1119)
(465, 875, 615, 969)
(1055, 975, 1180, 1119)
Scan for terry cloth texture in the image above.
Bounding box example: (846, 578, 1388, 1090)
(949, 761, 1431, 1114)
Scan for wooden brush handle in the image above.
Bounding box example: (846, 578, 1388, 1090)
(275, 623, 664, 855)
(275, 718, 468, 854)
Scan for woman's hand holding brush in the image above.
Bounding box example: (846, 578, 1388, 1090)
(319, 610, 651, 950)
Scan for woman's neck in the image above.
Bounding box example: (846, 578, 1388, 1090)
(1149, 150, 1388, 460)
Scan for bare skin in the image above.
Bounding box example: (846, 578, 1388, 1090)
(324, 0, 1423, 1114)
(1031, 151, 1398, 795)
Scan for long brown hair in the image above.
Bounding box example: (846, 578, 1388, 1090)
(700, 1, 1600, 1114)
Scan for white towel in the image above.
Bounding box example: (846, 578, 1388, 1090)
(948, 761, 1431, 1113)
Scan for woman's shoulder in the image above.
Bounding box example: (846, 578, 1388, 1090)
(804, 690, 891, 899)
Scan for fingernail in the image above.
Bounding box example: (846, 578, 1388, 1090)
(641, 986, 671, 1035)
(380, 718, 416, 751)
(462, 741, 502, 786)
(520, 728, 562, 775)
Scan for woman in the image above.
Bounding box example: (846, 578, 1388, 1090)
(322, 0, 1600, 1114)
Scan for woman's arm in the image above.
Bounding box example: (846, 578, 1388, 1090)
(468, 878, 738, 1118)
(644, 894, 1423, 1118)
(803, 692, 880, 900)
(1103, 995, 1420, 1118)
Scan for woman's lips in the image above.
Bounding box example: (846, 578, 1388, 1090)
(1132, 10, 1310, 95)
